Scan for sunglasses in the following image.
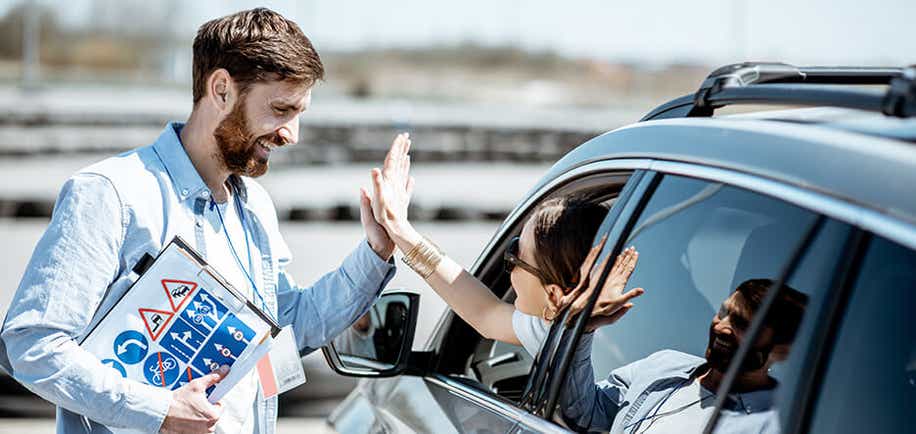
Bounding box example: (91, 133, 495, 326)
(504, 236, 550, 284)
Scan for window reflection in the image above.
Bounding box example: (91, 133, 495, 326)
(563, 175, 850, 433)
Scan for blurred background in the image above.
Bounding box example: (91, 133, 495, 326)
(0, 0, 912, 431)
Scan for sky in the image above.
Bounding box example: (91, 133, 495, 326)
(3, 0, 914, 66)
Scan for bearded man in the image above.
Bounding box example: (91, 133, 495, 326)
(0, 8, 405, 434)
(561, 279, 808, 434)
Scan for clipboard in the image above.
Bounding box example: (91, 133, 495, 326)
(79, 236, 280, 408)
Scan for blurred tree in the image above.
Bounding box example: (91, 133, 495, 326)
(0, 2, 58, 60)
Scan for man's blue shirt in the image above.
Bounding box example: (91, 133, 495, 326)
(562, 334, 779, 434)
(0, 123, 396, 433)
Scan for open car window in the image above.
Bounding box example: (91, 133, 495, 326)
(434, 170, 633, 404)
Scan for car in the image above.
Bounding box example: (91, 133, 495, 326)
(321, 63, 916, 434)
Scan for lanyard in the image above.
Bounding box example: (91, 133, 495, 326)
(211, 193, 272, 319)
(624, 377, 691, 434)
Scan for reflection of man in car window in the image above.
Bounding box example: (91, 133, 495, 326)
(562, 279, 808, 434)
(332, 311, 377, 360)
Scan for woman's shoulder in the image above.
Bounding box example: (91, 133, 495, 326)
(512, 309, 550, 357)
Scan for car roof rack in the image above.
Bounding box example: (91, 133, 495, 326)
(641, 62, 916, 121)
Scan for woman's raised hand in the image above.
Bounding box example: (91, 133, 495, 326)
(366, 133, 419, 247)
(579, 246, 644, 331)
(548, 241, 644, 331)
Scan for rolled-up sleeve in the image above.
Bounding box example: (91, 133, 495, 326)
(0, 173, 172, 432)
(275, 238, 396, 354)
(560, 333, 632, 432)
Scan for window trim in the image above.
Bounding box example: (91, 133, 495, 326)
(650, 160, 916, 251)
(789, 230, 870, 434)
(471, 159, 653, 273)
(425, 373, 572, 434)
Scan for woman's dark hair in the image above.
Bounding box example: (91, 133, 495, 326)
(528, 196, 608, 290)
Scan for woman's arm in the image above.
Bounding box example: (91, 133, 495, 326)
(417, 255, 520, 344)
(365, 134, 520, 345)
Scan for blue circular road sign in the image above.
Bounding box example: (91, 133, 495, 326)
(101, 358, 127, 377)
(113, 330, 149, 365)
(143, 351, 180, 387)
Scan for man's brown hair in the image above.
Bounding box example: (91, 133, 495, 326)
(733, 279, 809, 345)
(192, 7, 324, 103)
(529, 196, 609, 289)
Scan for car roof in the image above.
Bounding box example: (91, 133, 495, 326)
(725, 107, 916, 142)
(539, 109, 916, 226)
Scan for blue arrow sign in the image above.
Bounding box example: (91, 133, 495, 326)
(113, 330, 148, 365)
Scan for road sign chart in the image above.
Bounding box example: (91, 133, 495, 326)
(79, 238, 275, 400)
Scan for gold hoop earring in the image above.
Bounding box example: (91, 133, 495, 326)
(542, 305, 555, 322)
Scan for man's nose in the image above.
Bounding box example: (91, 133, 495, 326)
(278, 119, 299, 145)
(713, 318, 734, 336)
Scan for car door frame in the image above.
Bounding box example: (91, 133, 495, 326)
(536, 158, 916, 432)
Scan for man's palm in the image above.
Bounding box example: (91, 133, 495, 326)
(360, 190, 395, 260)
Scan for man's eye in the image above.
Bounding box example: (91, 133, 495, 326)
(717, 305, 728, 319)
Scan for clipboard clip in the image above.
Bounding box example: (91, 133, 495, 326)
(131, 253, 156, 277)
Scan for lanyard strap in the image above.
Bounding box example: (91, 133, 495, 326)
(624, 377, 691, 434)
(212, 194, 272, 319)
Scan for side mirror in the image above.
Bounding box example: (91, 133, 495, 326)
(322, 291, 420, 377)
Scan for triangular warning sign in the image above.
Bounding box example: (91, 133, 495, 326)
(139, 308, 174, 341)
(161, 279, 198, 312)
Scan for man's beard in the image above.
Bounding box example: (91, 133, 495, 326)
(705, 324, 772, 373)
(212, 98, 284, 178)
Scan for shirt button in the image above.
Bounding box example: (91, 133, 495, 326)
(196, 220, 203, 228)
(181, 188, 189, 197)
(201, 191, 210, 198)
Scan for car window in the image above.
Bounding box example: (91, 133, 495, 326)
(807, 236, 916, 434)
(575, 174, 849, 433)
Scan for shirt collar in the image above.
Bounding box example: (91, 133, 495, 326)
(152, 122, 248, 204)
(681, 363, 775, 414)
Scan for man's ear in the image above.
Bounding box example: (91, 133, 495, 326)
(769, 343, 792, 363)
(207, 68, 234, 112)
